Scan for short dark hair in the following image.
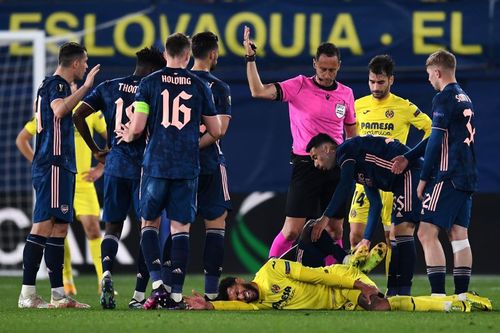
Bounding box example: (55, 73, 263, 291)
(192, 31, 219, 59)
(306, 133, 337, 153)
(58, 42, 87, 67)
(136, 46, 166, 71)
(165, 33, 191, 58)
(368, 54, 394, 77)
(315, 43, 340, 60)
(216, 277, 237, 301)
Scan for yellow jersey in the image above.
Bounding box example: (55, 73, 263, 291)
(355, 93, 431, 143)
(24, 110, 106, 187)
(211, 259, 368, 311)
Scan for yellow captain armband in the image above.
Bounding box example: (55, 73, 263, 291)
(134, 101, 150, 115)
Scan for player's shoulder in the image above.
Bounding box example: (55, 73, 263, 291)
(355, 94, 372, 107)
(389, 93, 419, 113)
(335, 80, 354, 95)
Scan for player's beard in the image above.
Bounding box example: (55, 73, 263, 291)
(242, 283, 259, 302)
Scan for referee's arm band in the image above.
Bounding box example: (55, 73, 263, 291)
(134, 101, 150, 115)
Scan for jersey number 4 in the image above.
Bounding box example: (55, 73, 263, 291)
(161, 89, 192, 130)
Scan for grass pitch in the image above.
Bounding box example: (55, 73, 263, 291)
(1, 274, 499, 333)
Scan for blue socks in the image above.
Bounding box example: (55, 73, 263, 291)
(453, 266, 471, 294)
(101, 234, 119, 273)
(134, 246, 150, 293)
(396, 236, 416, 295)
(204, 228, 225, 297)
(45, 237, 65, 288)
(427, 265, 446, 294)
(140, 227, 162, 282)
(170, 232, 189, 294)
(22, 234, 47, 285)
(386, 239, 398, 296)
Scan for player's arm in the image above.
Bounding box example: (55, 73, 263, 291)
(345, 123, 357, 138)
(199, 115, 230, 149)
(408, 107, 432, 139)
(122, 102, 148, 142)
(312, 160, 356, 241)
(15, 128, 34, 162)
(362, 186, 382, 246)
(73, 102, 104, 154)
(51, 65, 100, 118)
(344, 92, 357, 138)
(185, 292, 259, 311)
(243, 26, 278, 100)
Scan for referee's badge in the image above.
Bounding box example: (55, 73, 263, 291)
(335, 104, 346, 118)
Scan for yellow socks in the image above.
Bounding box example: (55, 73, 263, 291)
(88, 237, 103, 284)
(388, 296, 448, 312)
(63, 238, 73, 284)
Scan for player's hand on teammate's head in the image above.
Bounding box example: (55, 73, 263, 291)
(390, 155, 408, 174)
(243, 26, 257, 56)
(83, 64, 101, 89)
(310, 215, 329, 242)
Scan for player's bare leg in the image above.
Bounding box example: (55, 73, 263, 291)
(204, 211, 227, 300)
(418, 222, 446, 295)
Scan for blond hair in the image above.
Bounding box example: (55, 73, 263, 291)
(425, 50, 456, 71)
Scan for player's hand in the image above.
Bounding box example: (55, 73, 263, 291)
(391, 155, 408, 174)
(311, 216, 329, 242)
(243, 26, 257, 56)
(185, 290, 213, 310)
(115, 122, 131, 144)
(417, 180, 427, 201)
(82, 164, 103, 182)
(357, 238, 371, 250)
(93, 149, 109, 164)
(83, 64, 101, 89)
(356, 281, 380, 305)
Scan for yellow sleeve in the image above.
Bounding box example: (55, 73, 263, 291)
(211, 301, 260, 311)
(93, 111, 107, 136)
(283, 260, 356, 289)
(407, 105, 432, 139)
(24, 117, 37, 136)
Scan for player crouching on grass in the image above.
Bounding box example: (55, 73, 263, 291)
(184, 258, 483, 312)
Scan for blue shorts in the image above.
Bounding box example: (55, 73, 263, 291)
(33, 166, 75, 223)
(102, 174, 140, 223)
(198, 165, 232, 220)
(421, 179, 472, 229)
(140, 175, 197, 224)
(392, 168, 421, 225)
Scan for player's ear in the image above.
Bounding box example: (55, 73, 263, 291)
(312, 58, 316, 69)
(163, 50, 168, 62)
(389, 75, 394, 86)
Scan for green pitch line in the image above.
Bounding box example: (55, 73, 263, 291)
(1, 275, 499, 333)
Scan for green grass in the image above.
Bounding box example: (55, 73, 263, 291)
(1, 274, 499, 333)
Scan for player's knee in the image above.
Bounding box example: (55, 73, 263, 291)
(451, 239, 470, 254)
(417, 227, 434, 244)
(358, 294, 390, 311)
(105, 222, 123, 239)
(282, 229, 300, 241)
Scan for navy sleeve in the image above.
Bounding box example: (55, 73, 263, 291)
(48, 79, 69, 103)
(214, 83, 231, 116)
(83, 81, 106, 111)
(362, 186, 382, 241)
(323, 160, 356, 218)
(404, 137, 428, 161)
(201, 82, 217, 117)
(420, 129, 444, 181)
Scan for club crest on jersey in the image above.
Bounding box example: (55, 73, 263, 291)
(60, 205, 69, 214)
(57, 83, 65, 92)
(271, 284, 281, 294)
(335, 104, 346, 118)
(385, 109, 394, 118)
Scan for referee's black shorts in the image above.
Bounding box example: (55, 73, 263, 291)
(285, 153, 344, 219)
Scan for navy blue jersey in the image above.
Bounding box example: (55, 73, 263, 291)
(336, 136, 411, 191)
(32, 75, 75, 177)
(84, 75, 146, 179)
(191, 70, 231, 174)
(323, 136, 416, 218)
(135, 67, 217, 179)
(424, 83, 477, 191)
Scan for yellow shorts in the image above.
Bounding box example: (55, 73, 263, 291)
(348, 184, 393, 230)
(330, 265, 377, 311)
(73, 182, 100, 217)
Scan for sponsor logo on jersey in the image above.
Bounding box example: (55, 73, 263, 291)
(271, 284, 281, 294)
(362, 110, 371, 114)
(272, 286, 293, 309)
(360, 122, 394, 131)
(385, 109, 394, 118)
(60, 204, 69, 214)
(335, 104, 346, 118)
